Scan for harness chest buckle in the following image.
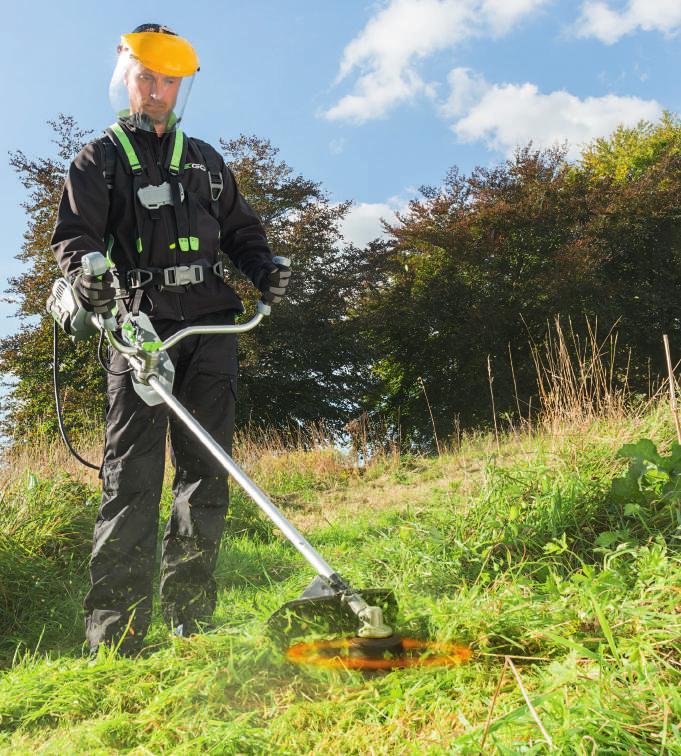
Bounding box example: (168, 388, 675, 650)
(137, 181, 185, 211)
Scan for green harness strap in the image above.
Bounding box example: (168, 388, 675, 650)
(107, 124, 193, 255)
(169, 128, 184, 175)
(109, 122, 143, 174)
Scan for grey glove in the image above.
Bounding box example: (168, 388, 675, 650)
(258, 258, 291, 305)
(74, 269, 116, 314)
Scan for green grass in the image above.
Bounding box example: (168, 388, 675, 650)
(0, 406, 679, 753)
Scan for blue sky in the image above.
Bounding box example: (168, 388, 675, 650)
(3, 0, 681, 339)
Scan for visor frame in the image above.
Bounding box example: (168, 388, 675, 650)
(120, 31, 200, 77)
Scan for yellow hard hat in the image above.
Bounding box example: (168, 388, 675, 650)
(120, 30, 200, 77)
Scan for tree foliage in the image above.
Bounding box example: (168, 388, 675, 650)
(219, 135, 374, 430)
(359, 118, 681, 444)
(0, 116, 101, 441)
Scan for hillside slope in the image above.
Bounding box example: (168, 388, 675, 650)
(0, 407, 679, 754)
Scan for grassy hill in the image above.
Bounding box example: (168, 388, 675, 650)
(0, 404, 679, 754)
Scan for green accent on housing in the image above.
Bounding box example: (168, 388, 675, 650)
(169, 242, 176, 250)
(169, 129, 184, 174)
(178, 237, 189, 252)
(136, 237, 143, 254)
(189, 236, 200, 251)
(110, 123, 142, 173)
(122, 323, 136, 341)
(141, 340, 163, 353)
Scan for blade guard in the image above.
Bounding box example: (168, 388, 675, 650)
(268, 576, 398, 643)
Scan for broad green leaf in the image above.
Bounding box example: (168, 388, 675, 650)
(616, 439, 662, 466)
(595, 530, 622, 547)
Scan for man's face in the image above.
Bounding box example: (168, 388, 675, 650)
(125, 60, 181, 126)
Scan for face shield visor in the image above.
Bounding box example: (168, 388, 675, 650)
(109, 31, 199, 132)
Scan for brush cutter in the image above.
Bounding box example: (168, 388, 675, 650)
(47, 251, 402, 659)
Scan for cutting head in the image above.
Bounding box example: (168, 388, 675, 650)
(269, 578, 472, 671)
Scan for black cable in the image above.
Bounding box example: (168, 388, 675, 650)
(97, 328, 132, 376)
(53, 319, 100, 470)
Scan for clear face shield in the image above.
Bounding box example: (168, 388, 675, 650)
(109, 32, 199, 133)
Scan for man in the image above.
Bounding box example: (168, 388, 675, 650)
(51, 24, 290, 656)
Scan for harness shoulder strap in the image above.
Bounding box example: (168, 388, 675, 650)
(190, 138, 224, 220)
(107, 122, 144, 174)
(105, 123, 149, 256)
(166, 128, 187, 176)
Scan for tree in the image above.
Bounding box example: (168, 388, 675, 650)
(359, 146, 595, 444)
(219, 135, 377, 431)
(0, 116, 102, 442)
(360, 119, 681, 446)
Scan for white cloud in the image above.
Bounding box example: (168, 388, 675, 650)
(440, 67, 488, 117)
(576, 0, 681, 44)
(340, 198, 408, 247)
(324, 0, 549, 123)
(445, 69, 662, 158)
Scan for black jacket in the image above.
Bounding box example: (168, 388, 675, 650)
(51, 121, 274, 321)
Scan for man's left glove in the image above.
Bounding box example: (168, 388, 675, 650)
(258, 257, 291, 305)
(74, 268, 116, 314)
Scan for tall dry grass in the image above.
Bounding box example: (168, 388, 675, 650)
(0, 415, 403, 495)
(526, 316, 659, 433)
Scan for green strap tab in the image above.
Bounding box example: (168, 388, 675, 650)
(169, 129, 184, 175)
(110, 123, 142, 174)
(106, 234, 115, 265)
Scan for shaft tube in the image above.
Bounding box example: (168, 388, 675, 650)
(148, 375, 338, 580)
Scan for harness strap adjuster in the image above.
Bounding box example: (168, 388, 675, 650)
(209, 171, 223, 202)
(127, 268, 154, 289)
(212, 259, 224, 278)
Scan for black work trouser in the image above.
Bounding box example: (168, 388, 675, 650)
(84, 311, 238, 652)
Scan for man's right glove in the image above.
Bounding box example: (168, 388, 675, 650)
(258, 257, 291, 305)
(74, 268, 116, 314)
